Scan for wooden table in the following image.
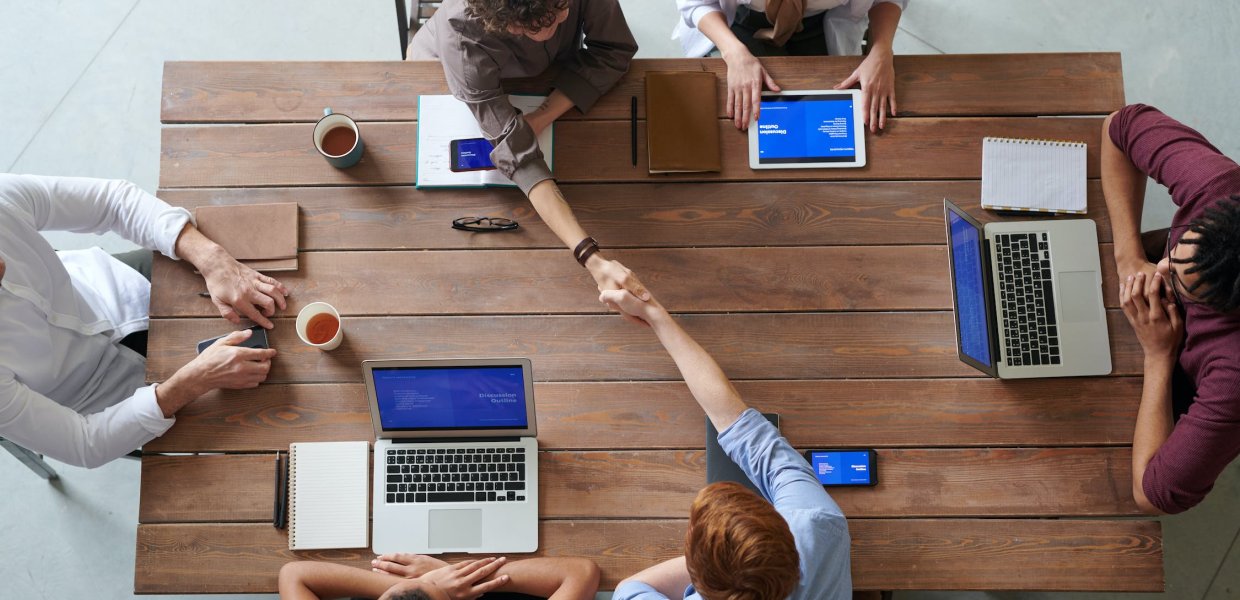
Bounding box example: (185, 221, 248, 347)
(138, 54, 1163, 594)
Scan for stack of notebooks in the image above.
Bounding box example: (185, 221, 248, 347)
(193, 202, 299, 271)
(645, 71, 721, 174)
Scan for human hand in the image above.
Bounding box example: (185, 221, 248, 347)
(722, 49, 780, 130)
(586, 257, 651, 325)
(200, 251, 289, 329)
(187, 329, 277, 391)
(372, 553, 450, 578)
(419, 557, 510, 600)
(524, 111, 551, 137)
(599, 289, 667, 329)
(1117, 257, 1158, 286)
(834, 48, 896, 132)
(1120, 272, 1184, 360)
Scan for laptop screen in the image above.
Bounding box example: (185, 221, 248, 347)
(947, 208, 994, 368)
(372, 365, 529, 431)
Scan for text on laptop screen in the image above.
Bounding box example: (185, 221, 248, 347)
(373, 366, 529, 430)
(756, 94, 856, 164)
(948, 211, 994, 367)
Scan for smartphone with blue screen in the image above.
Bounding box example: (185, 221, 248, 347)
(449, 138, 496, 172)
(804, 449, 878, 487)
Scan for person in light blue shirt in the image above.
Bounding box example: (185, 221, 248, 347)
(599, 286, 851, 600)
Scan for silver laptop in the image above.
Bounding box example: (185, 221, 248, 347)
(943, 200, 1111, 379)
(364, 358, 539, 554)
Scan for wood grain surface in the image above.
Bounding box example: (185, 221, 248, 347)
(155, 180, 1114, 250)
(142, 377, 1141, 453)
(161, 54, 1123, 123)
(139, 447, 1139, 523)
(144, 311, 1142, 384)
(159, 117, 1104, 188)
(134, 519, 1160, 593)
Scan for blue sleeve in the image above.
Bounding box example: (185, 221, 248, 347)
(716, 408, 843, 515)
(613, 581, 672, 600)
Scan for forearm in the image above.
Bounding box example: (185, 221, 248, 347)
(538, 90, 575, 121)
(154, 363, 208, 419)
(279, 562, 401, 600)
(697, 10, 747, 59)
(492, 557, 600, 600)
(866, 2, 903, 53)
(527, 180, 594, 252)
(1131, 355, 1175, 513)
(1101, 113, 1149, 266)
(173, 222, 231, 273)
(647, 311, 748, 431)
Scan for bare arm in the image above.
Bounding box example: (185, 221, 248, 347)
(697, 10, 779, 130)
(1101, 111, 1153, 278)
(279, 561, 403, 600)
(174, 223, 290, 329)
(599, 290, 747, 431)
(371, 554, 599, 600)
(525, 90, 576, 136)
(527, 180, 649, 300)
(1132, 354, 1174, 514)
(617, 557, 691, 599)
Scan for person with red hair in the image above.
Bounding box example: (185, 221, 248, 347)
(601, 286, 850, 600)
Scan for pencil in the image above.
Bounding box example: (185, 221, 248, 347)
(272, 452, 282, 527)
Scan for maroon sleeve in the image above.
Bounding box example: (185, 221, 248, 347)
(1142, 357, 1240, 514)
(1108, 104, 1240, 216)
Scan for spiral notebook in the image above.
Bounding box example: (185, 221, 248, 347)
(288, 441, 369, 550)
(981, 137, 1087, 214)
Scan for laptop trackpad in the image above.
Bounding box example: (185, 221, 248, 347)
(1057, 271, 1102, 323)
(429, 509, 482, 549)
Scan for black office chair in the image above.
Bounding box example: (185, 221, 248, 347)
(397, 0, 442, 60)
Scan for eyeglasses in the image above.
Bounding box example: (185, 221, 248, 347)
(1164, 225, 1194, 307)
(451, 217, 519, 232)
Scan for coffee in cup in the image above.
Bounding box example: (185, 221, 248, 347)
(313, 108, 364, 168)
(296, 302, 344, 351)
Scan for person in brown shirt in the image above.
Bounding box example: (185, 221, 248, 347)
(410, 0, 648, 301)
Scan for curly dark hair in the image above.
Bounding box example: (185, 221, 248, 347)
(1174, 195, 1240, 313)
(464, 0, 570, 34)
(388, 589, 432, 600)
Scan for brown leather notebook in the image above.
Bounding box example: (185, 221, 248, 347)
(193, 203, 299, 272)
(645, 71, 721, 174)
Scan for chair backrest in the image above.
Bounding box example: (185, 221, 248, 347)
(397, 0, 443, 60)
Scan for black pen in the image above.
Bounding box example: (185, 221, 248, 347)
(630, 96, 638, 166)
(272, 452, 283, 527)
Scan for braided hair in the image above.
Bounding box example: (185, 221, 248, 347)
(1173, 195, 1240, 313)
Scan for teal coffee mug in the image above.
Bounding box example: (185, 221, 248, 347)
(313, 108, 364, 168)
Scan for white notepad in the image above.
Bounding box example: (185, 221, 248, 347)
(415, 94, 553, 188)
(288, 441, 369, 550)
(981, 137, 1087, 214)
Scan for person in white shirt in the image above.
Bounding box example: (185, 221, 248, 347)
(673, 0, 908, 132)
(0, 174, 289, 468)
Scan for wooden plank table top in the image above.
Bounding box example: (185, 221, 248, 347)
(141, 53, 1164, 594)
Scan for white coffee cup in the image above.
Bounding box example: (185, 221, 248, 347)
(296, 302, 343, 351)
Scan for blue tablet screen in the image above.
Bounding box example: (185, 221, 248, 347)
(756, 94, 857, 164)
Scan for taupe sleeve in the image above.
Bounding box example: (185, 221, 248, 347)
(441, 35, 553, 194)
(553, 0, 638, 113)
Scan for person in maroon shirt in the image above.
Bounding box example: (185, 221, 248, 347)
(1102, 103, 1240, 514)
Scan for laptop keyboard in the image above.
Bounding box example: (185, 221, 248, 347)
(385, 447, 527, 504)
(994, 232, 1061, 367)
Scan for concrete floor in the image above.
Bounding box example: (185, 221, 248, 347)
(2, 1, 1238, 598)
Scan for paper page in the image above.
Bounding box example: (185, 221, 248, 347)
(981, 137, 1087, 213)
(416, 94, 552, 188)
(289, 441, 369, 550)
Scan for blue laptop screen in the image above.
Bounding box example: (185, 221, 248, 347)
(948, 211, 993, 367)
(373, 366, 529, 431)
(756, 94, 856, 164)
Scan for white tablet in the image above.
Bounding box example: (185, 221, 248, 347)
(748, 89, 866, 169)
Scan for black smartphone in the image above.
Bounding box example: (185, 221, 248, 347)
(196, 325, 269, 354)
(449, 137, 496, 172)
(803, 449, 878, 487)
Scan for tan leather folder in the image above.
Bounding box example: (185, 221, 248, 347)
(645, 71, 722, 174)
(193, 203, 299, 272)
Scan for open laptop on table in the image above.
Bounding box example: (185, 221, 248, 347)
(364, 358, 539, 554)
(943, 199, 1111, 379)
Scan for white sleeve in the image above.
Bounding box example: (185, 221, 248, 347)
(0, 174, 192, 259)
(0, 374, 175, 469)
(677, 0, 725, 28)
